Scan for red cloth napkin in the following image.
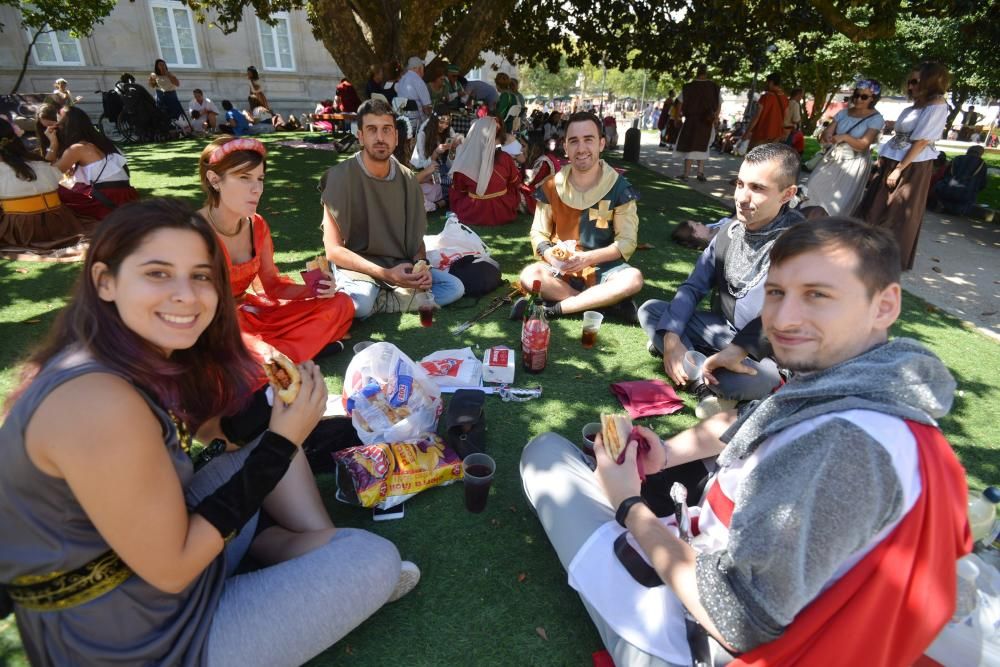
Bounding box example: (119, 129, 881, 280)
(609, 380, 684, 419)
(592, 650, 615, 667)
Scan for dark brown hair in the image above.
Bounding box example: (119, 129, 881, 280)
(7, 199, 258, 427)
(769, 216, 901, 297)
(198, 136, 267, 208)
(565, 111, 603, 138)
(56, 106, 119, 160)
(0, 121, 40, 181)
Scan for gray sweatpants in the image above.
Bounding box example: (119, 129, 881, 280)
(520, 432, 686, 667)
(185, 440, 402, 667)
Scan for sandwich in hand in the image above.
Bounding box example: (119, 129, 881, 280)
(263, 351, 301, 405)
(601, 413, 634, 463)
(551, 246, 571, 261)
(305, 255, 331, 274)
(411, 259, 430, 274)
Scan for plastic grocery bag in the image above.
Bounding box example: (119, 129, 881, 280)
(420, 347, 483, 388)
(424, 214, 497, 270)
(342, 342, 443, 445)
(333, 434, 462, 509)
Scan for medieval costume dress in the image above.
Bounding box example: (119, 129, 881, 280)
(675, 78, 721, 162)
(0, 160, 92, 257)
(219, 214, 354, 383)
(449, 117, 522, 226)
(529, 161, 639, 289)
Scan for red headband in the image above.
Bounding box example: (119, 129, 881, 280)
(208, 138, 267, 165)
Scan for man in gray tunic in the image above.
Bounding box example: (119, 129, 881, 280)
(320, 99, 464, 318)
(521, 218, 968, 666)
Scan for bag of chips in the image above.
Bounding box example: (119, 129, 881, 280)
(333, 434, 462, 509)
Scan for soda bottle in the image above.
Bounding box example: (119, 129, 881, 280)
(521, 280, 549, 373)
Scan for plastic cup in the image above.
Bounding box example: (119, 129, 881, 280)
(682, 350, 707, 382)
(353, 341, 374, 355)
(581, 311, 604, 349)
(462, 453, 495, 513)
(581, 422, 601, 457)
(417, 291, 435, 328)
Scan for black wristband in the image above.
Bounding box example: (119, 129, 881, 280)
(219, 387, 271, 446)
(194, 430, 298, 541)
(615, 495, 647, 528)
(535, 241, 554, 257)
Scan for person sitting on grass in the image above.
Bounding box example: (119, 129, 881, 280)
(319, 98, 464, 318)
(218, 100, 250, 137)
(512, 111, 643, 323)
(521, 217, 970, 667)
(638, 143, 803, 417)
(0, 198, 420, 666)
(933, 145, 988, 216)
(197, 136, 354, 378)
(449, 116, 523, 226)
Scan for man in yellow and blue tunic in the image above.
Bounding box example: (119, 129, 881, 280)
(513, 112, 644, 322)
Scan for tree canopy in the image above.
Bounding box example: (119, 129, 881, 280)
(3, 0, 117, 93)
(181, 0, 964, 96)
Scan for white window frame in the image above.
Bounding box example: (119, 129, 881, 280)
(466, 68, 483, 82)
(256, 12, 296, 72)
(148, 0, 201, 69)
(25, 26, 85, 66)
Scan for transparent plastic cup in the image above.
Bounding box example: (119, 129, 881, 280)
(581, 311, 604, 349)
(462, 453, 495, 513)
(682, 350, 707, 382)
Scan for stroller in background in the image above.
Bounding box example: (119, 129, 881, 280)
(97, 74, 184, 144)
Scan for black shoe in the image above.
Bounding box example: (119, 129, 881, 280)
(604, 299, 639, 324)
(315, 340, 345, 359)
(696, 173, 707, 182)
(509, 296, 529, 320)
(647, 340, 663, 358)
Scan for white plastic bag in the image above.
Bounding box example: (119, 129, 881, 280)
(424, 214, 494, 270)
(419, 347, 483, 388)
(342, 342, 443, 445)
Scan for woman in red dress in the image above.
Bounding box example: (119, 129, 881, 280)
(448, 116, 522, 226)
(197, 137, 354, 384)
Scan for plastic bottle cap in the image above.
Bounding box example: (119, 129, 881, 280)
(983, 486, 1000, 504)
(957, 556, 980, 580)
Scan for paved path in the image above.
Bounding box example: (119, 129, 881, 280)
(633, 133, 1000, 341)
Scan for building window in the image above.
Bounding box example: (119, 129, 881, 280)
(466, 68, 483, 82)
(150, 1, 200, 68)
(257, 13, 295, 71)
(27, 28, 84, 66)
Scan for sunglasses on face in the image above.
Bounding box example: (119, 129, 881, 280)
(852, 92, 872, 101)
(907, 78, 919, 86)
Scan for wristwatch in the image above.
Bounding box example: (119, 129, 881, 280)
(615, 495, 647, 528)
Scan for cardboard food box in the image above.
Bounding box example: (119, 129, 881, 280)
(483, 346, 515, 384)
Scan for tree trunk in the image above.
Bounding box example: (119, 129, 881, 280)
(309, 0, 514, 98)
(11, 29, 46, 95)
(944, 89, 968, 140)
(438, 0, 517, 73)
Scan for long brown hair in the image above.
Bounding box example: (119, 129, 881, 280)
(0, 121, 40, 181)
(7, 199, 258, 428)
(913, 62, 950, 106)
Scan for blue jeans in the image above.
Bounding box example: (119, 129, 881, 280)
(335, 267, 465, 319)
(638, 301, 781, 402)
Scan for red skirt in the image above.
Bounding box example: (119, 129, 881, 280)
(238, 291, 355, 387)
(59, 182, 140, 221)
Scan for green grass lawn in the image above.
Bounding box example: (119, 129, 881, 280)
(2, 134, 998, 665)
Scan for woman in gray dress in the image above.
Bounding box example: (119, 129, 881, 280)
(804, 79, 884, 216)
(0, 199, 419, 666)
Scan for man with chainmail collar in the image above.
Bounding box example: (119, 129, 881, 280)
(521, 218, 969, 666)
(639, 143, 804, 417)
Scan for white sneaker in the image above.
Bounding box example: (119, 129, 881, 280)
(695, 396, 738, 419)
(388, 560, 421, 602)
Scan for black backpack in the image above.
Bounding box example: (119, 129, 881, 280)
(448, 255, 503, 297)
